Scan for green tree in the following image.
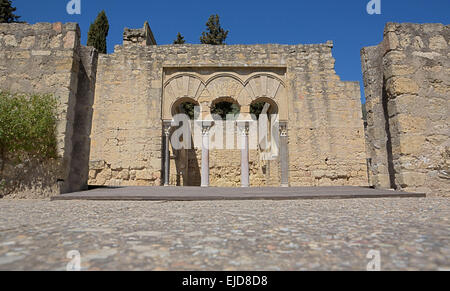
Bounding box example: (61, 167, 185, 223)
(87, 10, 109, 54)
(250, 102, 266, 120)
(180, 102, 196, 120)
(0, 0, 20, 23)
(211, 101, 240, 120)
(200, 14, 229, 45)
(173, 32, 186, 44)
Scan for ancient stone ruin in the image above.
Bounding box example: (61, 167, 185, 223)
(0, 22, 97, 197)
(361, 23, 449, 196)
(0, 21, 448, 197)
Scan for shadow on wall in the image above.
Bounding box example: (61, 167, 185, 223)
(381, 84, 397, 190)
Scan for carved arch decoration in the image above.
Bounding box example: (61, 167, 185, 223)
(162, 71, 288, 121)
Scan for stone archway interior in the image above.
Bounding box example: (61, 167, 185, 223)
(162, 67, 287, 187)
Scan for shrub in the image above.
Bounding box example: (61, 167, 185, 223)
(0, 91, 58, 172)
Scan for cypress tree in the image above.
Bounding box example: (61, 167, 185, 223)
(173, 32, 185, 44)
(87, 10, 109, 54)
(200, 14, 229, 45)
(0, 0, 20, 23)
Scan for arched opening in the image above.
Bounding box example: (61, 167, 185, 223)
(210, 97, 240, 120)
(206, 98, 242, 186)
(171, 97, 200, 120)
(162, 72, 288, 188)
(250, 97, 279, 120)
(250, 98, 280, 184)
(169, 98, 201, 186)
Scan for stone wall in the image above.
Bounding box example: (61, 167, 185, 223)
(362, 23, 450, 196)
(123, 21, 156, 47)
(4, 21, 447, 194)
(0, 22, 98, 197)
(89, 31, 368, 187)
(361, 44, 391, 189)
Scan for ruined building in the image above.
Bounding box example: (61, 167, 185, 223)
(0, 21, 448, 197)
(361, 23, 449, 196)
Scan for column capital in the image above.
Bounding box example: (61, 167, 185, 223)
(279, 122, 288, 137)
(201, 127, 211, 137)
(238, 124, 250, 136)
(197, 120, 214, 136)
(236, 120, 253, 136)
(163, 125, 171, 137)
(163, 120, 176, 136)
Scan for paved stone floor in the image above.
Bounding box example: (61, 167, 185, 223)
(0, 198, 448, 271)
(52, 186, 425, 201)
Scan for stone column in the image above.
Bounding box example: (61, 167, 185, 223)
(163, 122, 171, 187)
(201, 124, 212, 187)
(239, 122, 250, 188)
(280, 122, 289, 187)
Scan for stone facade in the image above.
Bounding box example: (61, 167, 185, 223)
(89, 24, 368, 187)
(12, 21, 450, 195)
(0, 22, 98, 197)
(362, 23, 450, 196)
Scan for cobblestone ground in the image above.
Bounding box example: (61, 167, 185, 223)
(0, 198, 448, 271)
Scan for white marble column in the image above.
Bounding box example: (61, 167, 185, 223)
(280, 122, 289, 187)
(239, 122, 250, 188)
(201, 124, 211, 187)
(163, 122, 171, 187)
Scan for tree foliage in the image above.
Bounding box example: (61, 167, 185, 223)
(180, 102, 196, 120)
(87, 10, 109, 54)
(173, 32, 186, 44)
(0, 91, 58, 172)
(250, 102, 267, 120)
(0, 0, 20, 23)
(200, 14, 229, 45)
(211, 101, 240, 120)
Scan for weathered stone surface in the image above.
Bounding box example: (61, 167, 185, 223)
(361, 22, 450, 196)
(0, 198, 448, 270)
(123, 21, 156, 47)
(386, 77, 419, 96)
(0, 158, 61, 199)
(0, 22, 98, 198)
(7, 21, 446, 196)
(89, 29, 368, 188)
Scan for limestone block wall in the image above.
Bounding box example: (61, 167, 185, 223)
(90, 39, 368, 187)
(362, 23, 450, 196)
(361, 44, 391, 189)
(123, 21, 157, 47)
(67, 46, 98, 192)
(88, 44, 163, 187)
(0, 22, 98, 197)
(288, 43, 367, 186)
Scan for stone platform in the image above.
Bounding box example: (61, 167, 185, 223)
(51, 186, 425, 201)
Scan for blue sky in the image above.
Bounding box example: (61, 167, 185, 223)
(13, 0, 450, 103)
